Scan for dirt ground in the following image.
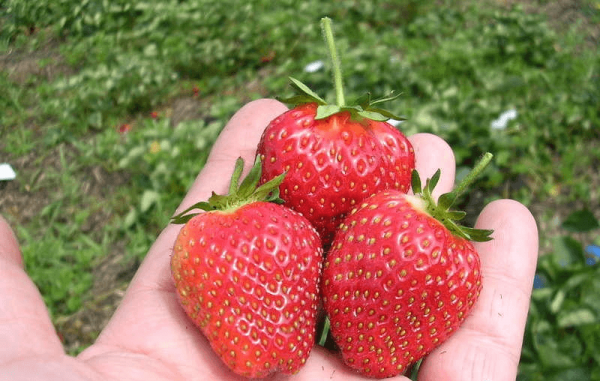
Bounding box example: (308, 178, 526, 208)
(1, 0, 599, 354)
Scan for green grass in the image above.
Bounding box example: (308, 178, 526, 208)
(1, 0, 599, 376)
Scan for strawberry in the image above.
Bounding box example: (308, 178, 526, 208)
(320, 154, 494, 378)
(171, 157, 323, 379)
(256, 18, 415, 246)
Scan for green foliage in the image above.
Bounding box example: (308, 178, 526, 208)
(39, 51, 177, 131)
(18, 223, 97, 316)
(109, 116, 224, 256)
(519, 211, 600, 381)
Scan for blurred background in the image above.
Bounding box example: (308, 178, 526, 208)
(1, 0, 599, 379)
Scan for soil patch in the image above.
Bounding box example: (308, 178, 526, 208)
(497, 0, 600, 47)
(0, 36, 75, 84)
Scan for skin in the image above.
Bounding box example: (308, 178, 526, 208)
(0, 99, 538, 381)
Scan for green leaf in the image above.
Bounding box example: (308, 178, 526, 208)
(411, 170, 422, 195)
(253, 172, 286, 203)
(411, 165, 492, 243)
(564, 271, 594, 292)
(288, 77, 327, 105)
(437, 193, 454, 210)
(426, 169, 441, 193)
(446, 210, 467, 221)
(549, 289, 566, 314)
(140, 190, 160, 213)
(557, 308, 597, 328)
(353, 92, 371, 109)
(170, 157, 285, 224)
(278, 94, 323, 106)
(562, 209, 600, 233)
(369, 91, 402, 106)
(366, 107, 406, 121)
(460, 226, 494, 242)
(124, 209, 138, 228)
(238, 157, 262, 198)
(552, 236, 586, 267)
(316, 105, 342, 119)
(170, 201, 213, 224)
(229, 157, 245, 195)
(357, 110, 388, 121)
(534, 336, 577, 369)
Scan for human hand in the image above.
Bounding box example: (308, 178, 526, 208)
(0, 99, 538, 381)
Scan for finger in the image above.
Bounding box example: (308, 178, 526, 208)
(281, 345, 410, 381)
(79, 99, 288, 379)
(0, 216, 24, 268)
(418, 199, 539, 381)
(0, 216, 64, 363)
(409, 133, 456, 198)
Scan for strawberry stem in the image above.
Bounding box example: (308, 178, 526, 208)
(321, 17, 345, 107)
(413, 152, 495, 242)
(170, 157, 285, 224)
(445, 152, 494, 207)
(318, 316, 331, 347)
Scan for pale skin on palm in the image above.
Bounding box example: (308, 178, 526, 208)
(0, 99, 538, 381)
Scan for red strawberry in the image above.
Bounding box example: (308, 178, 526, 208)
(256, 18, 415, 246)
(321, 154, 494, 378)
(171, 157, 323, 379)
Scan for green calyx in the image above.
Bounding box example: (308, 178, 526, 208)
(279, 17, 406, 123)
(411, 153, 495, 242)
(170, 157, 285, 224)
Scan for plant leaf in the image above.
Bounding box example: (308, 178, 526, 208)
(229, 157, 245, 195)
(369, 91, 402, 106)
(426, 169, 441, 193)
(140, 190, 160, 213)
(353, 92, 371, 109)
(446, 210, 467, 221)
(316, 105, 342, 119)
(288, 77, 327, 105)
(562, 209, 600, 233)
(357, 110, 388, 121)
(170, 201, 214, 224)
(557, 308, 597, 328)
(411, 170, 422, 195)
(277, 94, 324, 105)
(552, 236, 586, 267)
(437, 192, 454, 210)
(238, 156, 262, 198)
(253, 171, 286, 203)
(459, 226, 494, 242)
(365, 107, 407, 121)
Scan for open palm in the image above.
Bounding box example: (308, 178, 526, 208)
(0, 99, 538, 381)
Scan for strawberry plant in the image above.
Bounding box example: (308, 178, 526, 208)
(257, 18, 415, 246)
(519, 210, 600, 381)
(321, 153, 493, 377)
(170, 157, 323, 378)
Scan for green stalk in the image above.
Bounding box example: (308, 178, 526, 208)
(321, 17, 345, 107)
(435, 152, 494, 213)
(318, 316, 331, 347)
(450, 152, 493, 202)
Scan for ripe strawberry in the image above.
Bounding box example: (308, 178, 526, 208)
(171, 157, 323, 379)
(256, 18, 415, 246)
(321, 155, 494, 378)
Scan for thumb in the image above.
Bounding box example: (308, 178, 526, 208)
(0, 215, 64, 363)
